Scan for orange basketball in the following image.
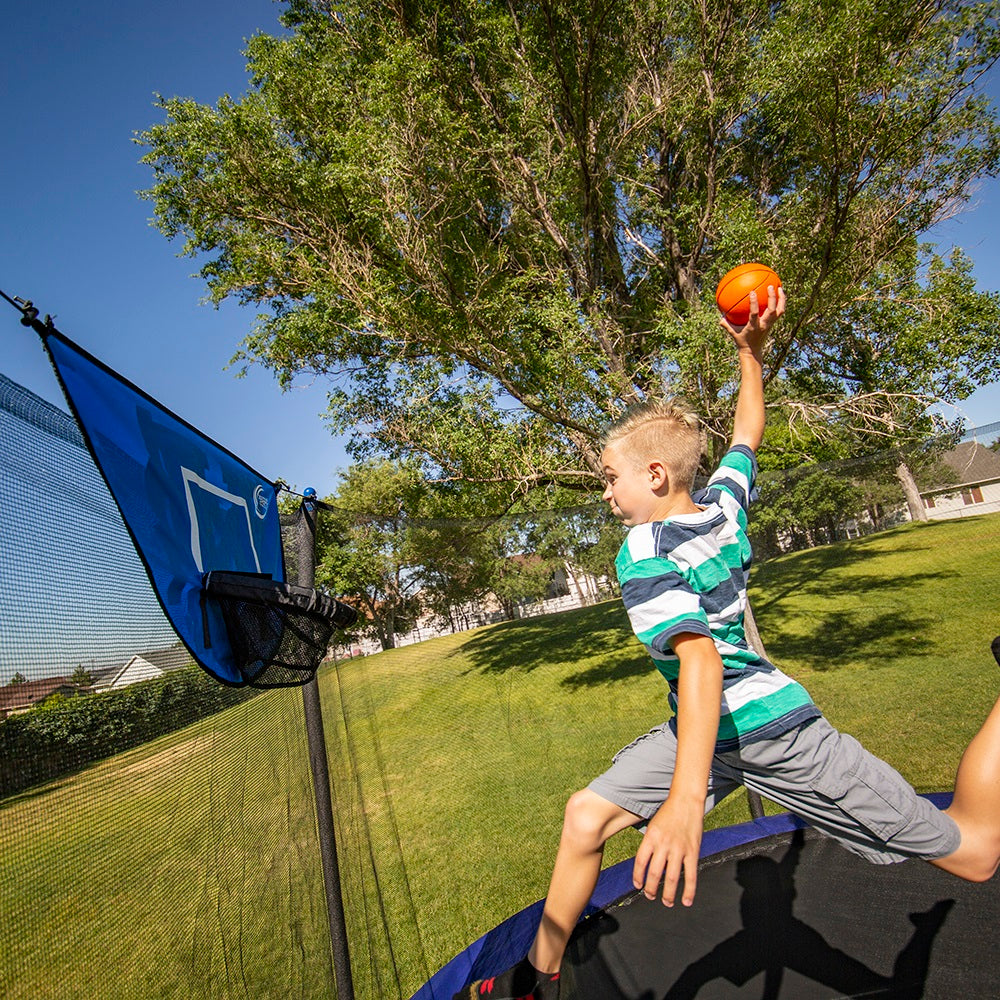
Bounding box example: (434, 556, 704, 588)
(715, 263, 781, 325)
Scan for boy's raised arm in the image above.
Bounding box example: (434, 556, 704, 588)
(720, 284, 785, 453)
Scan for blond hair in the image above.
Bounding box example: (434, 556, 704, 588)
(602, 399, 704, 492)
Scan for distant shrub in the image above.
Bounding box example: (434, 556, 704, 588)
(0, 667, 256, 797)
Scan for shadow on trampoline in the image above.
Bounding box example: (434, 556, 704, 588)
(564, 827, 992, 999)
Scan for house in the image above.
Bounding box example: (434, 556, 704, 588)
(920, 440, 1000, 521)
(0, 677, 88, 721)
(94, 645, 191, 692)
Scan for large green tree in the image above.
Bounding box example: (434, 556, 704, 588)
(314, 460, 428, 649)
(315, 459, 619, 637)
(140, 0, 1000, 491)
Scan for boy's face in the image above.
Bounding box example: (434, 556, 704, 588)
(601, 442, 655, 526)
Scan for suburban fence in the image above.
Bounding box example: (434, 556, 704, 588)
(350, 590, 612, 657)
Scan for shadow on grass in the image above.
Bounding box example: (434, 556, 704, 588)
(753, 536, 956, 672)
(0, 777, 73, 810)
(459, 600, 653, 689)
(559, 651, 653, 691)
(751, 539, 947, 617)
(763, 608, 937, 671)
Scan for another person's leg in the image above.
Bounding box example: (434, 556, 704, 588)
(934, 638, 1000, 881)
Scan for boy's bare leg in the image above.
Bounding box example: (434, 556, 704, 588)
(934, 639, 1000, 882)
(527, 789, 642, 973)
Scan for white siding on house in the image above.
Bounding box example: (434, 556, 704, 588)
(922, 479, 1000, 521)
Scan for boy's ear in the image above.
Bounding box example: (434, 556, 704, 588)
(648, 461, 669, 491)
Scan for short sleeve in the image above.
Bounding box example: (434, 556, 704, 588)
(705, 444, 757, 513)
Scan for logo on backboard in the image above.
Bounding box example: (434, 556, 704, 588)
(253, 484, 270, 519)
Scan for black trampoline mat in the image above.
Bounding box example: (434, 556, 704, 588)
(564, 828, 1000, 999)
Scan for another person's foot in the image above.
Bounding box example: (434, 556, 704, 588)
(991, 635, 1000, 667)
(453, 957, 560, 1000)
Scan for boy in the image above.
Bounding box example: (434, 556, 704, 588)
(455, 286, 1000, 1000)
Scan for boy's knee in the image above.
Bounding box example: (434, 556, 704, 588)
(955, 843, 1000, 883)
(563, 790, 597, 833)
(562, 789, 628, 848)
(562, 790, 605, 845)
(943, 857, 998, 884)
(966, 863, 998, 884)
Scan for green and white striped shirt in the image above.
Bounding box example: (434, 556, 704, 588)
(616, 445, 818, 750)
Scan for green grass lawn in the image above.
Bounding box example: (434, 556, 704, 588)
(2, 514, 999, 999)
(751, 516, 1000, 788)
(0, 690, 334, 1000)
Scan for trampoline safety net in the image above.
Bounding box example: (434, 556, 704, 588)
(5, 365, 1000, 1000)
(0, 374, 339, 999)
(0, 369, 654, 1000)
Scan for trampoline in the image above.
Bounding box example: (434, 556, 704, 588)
(419, 793, 1000, 999)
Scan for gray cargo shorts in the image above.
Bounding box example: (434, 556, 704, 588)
(587, 715, 960, 864)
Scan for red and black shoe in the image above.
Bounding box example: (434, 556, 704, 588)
(454, 957, 560, 1000)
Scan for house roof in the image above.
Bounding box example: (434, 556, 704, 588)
(89, 664, 123, 686)
(136, 645, 190, 673)
(99, 645, 192, 688)
(941, 441, 1000, 485)
(0, 676, 80, 713)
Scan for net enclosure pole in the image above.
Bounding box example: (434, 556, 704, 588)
(297, 492, 356, 1000)
(742, 603, 768, 821)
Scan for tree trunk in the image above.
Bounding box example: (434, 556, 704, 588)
(895, 458, 928, 522)
(378, 615, 396, 650)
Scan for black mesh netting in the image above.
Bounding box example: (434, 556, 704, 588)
(0, 374, 339, 999)
(204, 570, 356, 687)
(5, 368, 1000, 1000)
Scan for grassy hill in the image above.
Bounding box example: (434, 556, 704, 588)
(2, 514, 999, 999)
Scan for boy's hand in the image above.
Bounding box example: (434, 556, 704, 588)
(633, 794, 704, 907)
(721, 284, 786, 356)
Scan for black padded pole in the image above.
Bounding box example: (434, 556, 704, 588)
(742, 602, 769, 822)
(297, 495, 355, 1000)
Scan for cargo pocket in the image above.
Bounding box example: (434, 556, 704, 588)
(810, 732, 915, 843)
(611, 722, 670, 764)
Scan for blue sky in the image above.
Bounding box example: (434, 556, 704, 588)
(0, 1, 350, 497)
(2, 1, 1000, 505)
